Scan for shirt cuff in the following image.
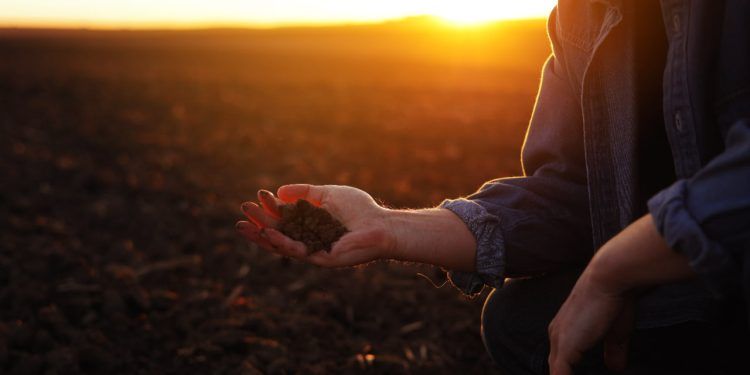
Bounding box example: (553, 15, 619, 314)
(439, 198, 506, 295)
(647, 180, 738, 295)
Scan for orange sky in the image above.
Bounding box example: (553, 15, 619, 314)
(0, 0, 555, 29)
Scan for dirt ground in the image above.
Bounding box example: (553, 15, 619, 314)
(0, 22, 548, 374)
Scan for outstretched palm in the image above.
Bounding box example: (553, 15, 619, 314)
(236, 184, 393, 267)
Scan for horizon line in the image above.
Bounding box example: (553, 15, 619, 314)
(0, 14, 547, 31)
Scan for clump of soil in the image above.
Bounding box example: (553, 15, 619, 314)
(277, 200, 348, 253)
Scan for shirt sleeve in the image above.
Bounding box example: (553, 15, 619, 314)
(648, 119, 750, 294)
(649, 1, 750, 296)
(440, 198, 504, 294)
(441, 9, 594, 295)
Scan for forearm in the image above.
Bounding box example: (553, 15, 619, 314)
(385, 208, 477, 272)
(587, 214, 696, 294)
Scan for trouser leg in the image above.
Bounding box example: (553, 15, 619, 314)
(480, 269, 750, 375)
(481, 269, 583, 375)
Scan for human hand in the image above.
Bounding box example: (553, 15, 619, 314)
(236, 184, 394, 267)
(548, 215, 696, 374)
(548, 267, 635, 375)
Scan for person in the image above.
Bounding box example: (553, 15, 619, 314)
(237, 0, 750, 373)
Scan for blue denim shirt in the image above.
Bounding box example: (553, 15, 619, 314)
(442, 0, 750, 327)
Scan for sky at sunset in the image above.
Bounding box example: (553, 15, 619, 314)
(0, 0, 556, 29)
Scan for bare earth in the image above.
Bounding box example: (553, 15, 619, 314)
(0, 19, 548, 374)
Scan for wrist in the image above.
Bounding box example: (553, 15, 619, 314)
(586, 249, 634, 295)
(380, 208, 409, 261)
(378, 207, 477, 272)
(585, 215, 697, 296)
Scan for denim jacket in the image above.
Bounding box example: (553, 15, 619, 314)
(442, 0, 750, 327)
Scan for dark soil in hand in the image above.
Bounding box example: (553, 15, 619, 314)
(277, 200, 348, 253)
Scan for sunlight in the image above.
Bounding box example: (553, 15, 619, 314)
(431, 1, 555, 26)
(0, 0, 556, 29)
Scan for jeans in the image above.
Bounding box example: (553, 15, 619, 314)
(480, 269, 750, 375)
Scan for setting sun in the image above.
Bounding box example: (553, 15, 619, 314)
(432, 1, 556, 26)
(0, 0, 556, 29)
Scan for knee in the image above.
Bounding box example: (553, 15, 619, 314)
(481, 288, 506, 364)
(481, 289, 548, 374)
(481, 272, 581, 374)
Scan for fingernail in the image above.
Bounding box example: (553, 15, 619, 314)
(259, 190, 272, 197)
(241, 202, 252, 212)
(236, 221, 250, 230)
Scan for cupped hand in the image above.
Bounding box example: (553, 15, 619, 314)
(236, 184, 394, 267)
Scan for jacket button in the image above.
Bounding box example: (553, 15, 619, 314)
(674, 112, 684, 132)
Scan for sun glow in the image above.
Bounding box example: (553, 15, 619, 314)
(0, 0, 556, 29)
(432, 1, 555, 26)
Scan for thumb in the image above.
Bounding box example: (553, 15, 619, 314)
(603, 300, 635, 371)
(277, 184, 327, 205)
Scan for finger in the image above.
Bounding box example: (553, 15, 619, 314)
(548, 321, 559, 366)
(305, 246, 365, 268)
(548, 321, 578, 375)
(263, 228, 308, 258)
(551, 347, 582, 375)
(305, 251, 338, 267)
(236, 221, 275, 250)
(277, 184, 327, 205)
(257, 189, 282, 219)
(241, 201, 279, 228)
(604, 301, 635, 371)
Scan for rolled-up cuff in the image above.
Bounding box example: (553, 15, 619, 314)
(439, 198, 506, 295)
(647, 180, 737, 295)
